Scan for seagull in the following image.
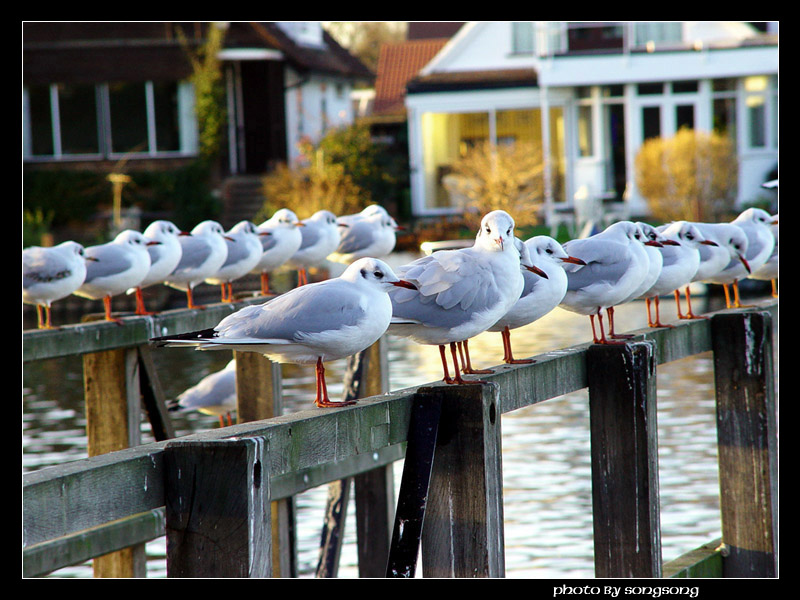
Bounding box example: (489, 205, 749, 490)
(289, 210, 343, 286)
(559, 221, 651, 344)
(151, 257, 416, 408)
(164, 220, 232, 309)
(387, 210, 525, 384)
(749, 213, 778, 297)
(130, 220, 189, 315)
(602, 222, 665, 339)
(169, 359, 237, 427)
(252, 208, 304, 295)
(336, 204, 393, 227)
(641, 222, 717, 327)
(329, 211, 403, 264)
(205, 220, 265, 303)
(622, 222, 675, 328)
(23, 241, 96, 329)
(684, 222, 750, 317)
(73, 230, 155, 324)
(705, 208, 776, 308)
(488, 236, 585, 364)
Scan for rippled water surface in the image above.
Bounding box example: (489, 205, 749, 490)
(23, 256, 778, 578)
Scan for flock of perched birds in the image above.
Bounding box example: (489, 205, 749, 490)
(24, 199, 777, 412)
(23, 204, 401, 328)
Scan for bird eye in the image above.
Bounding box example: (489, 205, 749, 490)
(374, 270, 384, 279)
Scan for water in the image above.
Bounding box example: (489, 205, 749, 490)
(22, 261, 778, 578)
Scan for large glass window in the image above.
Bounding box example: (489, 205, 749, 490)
(24, 80, 195, 160)
(58, 83, 100, 155)
(153, 81, 181, 152)
(109, 82, 149, 154)
(26, 84, 54, 156)
(421, 107, 565, 211)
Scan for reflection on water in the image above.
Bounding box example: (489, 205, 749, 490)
(23, 257, 778, 578)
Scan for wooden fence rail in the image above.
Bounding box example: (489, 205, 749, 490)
(22, 299, 778, 578)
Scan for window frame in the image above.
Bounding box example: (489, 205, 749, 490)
(23, 80, 196, 162)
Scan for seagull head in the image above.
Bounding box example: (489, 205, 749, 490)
(724, 226, 751, 273)
(344, 257, 417, 291)
(526, 236, 586, 269)
(476, 210, 516, 253)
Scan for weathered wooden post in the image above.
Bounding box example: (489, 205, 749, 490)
(711, 310, 778, 577)
(83, 346, 146, 578)
(587, 340, 662, 578)
(234, 351, 296, 578)
(163, 437, 272, 577)
(419, 382, 505, 578)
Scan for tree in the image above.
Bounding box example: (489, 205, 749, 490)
(635, 128, 738, 222)
(443, 141, 545, 228)
(324, 22, 407, 74)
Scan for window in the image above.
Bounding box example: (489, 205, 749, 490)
(642, 106, 661, 140)
(676, 104, 695, 130)
(24, 80, 196, 161)
(577, 105, 594, 157)
(512, 22, 535, 54)
(744, 76, 769, 149)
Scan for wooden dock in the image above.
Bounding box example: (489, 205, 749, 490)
(22, 297, 778, 578)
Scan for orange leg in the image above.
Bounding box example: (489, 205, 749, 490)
(439, 344, 454, 384)
(134, 286, 156, 316)
(36, 304, 55, 329)
(314, 357, 356, 408)
(590, 311, 628, 344)
(298, 269, 308, 286)
(103, 295, 123, 325)
(607, 306, 634, 339)
(501, 326, 534, 364)
(771, 279, 778, 298)
(680, 286, 707, 320)
(459, 339, 494, 374)
(260, 272, 274, 296)
(449, 341, 485, 384)
(186, 287, 205, 310)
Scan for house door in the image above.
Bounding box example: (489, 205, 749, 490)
(226, 60, 287, 175)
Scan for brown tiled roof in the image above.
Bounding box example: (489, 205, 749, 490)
(407, 68, 538, 93)
(373, 38, 449, 116)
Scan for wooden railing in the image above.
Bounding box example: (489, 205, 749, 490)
(22, 298, 778, 578)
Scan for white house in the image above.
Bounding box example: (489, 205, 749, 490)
(404, 21, 778, 223)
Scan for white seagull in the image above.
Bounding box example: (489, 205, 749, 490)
(488, 236, 585, 364)
(388, 210, 525, 383)
(705, 208, 776, 308)
(559, 221, 652, 344)
(131, 220, 189, 315)
(289, 210, 343, 286)
(252, 208, 304, 295)
(164, 220, 232, 309)
(749, 213, 778, 297)
(73, 230, 154, 324)
(170, 359, 237, 427)
(329, 209, 404, 264)
(23, 241, 96, 329)
(205, 220, 265, 303)
(152, 257, 416, 408)
(641, 222, 717, 327)
(683, 221, 750, 317)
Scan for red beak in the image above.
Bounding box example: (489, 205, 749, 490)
(560, 256, 587, 266)
(391, 279, 417, 290)
(526, 264, 548, 278)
